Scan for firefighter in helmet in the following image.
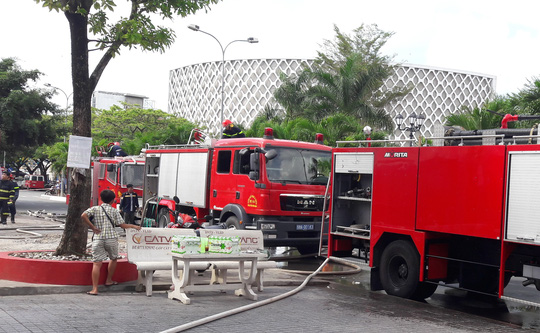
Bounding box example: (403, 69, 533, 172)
(221, 119, 245, 139)
(107, 142, 128, 157)
(8, 173, 19, 223)
(0, 171, 15, 225)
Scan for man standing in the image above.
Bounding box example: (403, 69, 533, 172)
(119, 184, 139, 225)
(81, 189, 141, 295)
(221, 119, 245, 139)
(0, 171, 15, 225)
(9, 173, 19, 223)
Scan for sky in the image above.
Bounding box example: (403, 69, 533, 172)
(1, 0, 540, 111)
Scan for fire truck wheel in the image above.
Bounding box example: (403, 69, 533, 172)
(225, 216, 241, 229)
(412, 282, 438, 300)
(296, 245, 319, 255)
(380, 240, 420, 299)
(157, 208, 171, 228)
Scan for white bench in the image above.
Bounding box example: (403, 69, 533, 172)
(126, 228, 278, 296)
(199, 229, 278, 292)
(126, 228, 212, 296)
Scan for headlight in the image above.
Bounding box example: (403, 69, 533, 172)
(260, 223, 276, 230)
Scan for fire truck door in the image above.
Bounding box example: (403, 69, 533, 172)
(211, 149, 237, 209)
(234, 149, 255, 208)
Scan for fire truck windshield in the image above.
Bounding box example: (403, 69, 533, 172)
(120, 164, 144, 188)
(266, 148, 331, 185)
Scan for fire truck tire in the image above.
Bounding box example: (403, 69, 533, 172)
(296, 245, 319, 255)
(380, 240, 420, 299)
(225, 216, 241, 229)
(412, 282, 438, 300)
(157, 208, 170, 228)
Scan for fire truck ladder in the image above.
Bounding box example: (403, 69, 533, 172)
(318, 177, 332, 257)
(335, 138, 416, 147)
(144, 129, 212, 151)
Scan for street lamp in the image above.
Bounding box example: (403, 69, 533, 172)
(188, 24, 258, 133)
(396, 112, 425, 146)
(45, 84, 73, 197)
(45, 83, 73, 143)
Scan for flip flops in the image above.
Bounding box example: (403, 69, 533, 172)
(86, 291, 98, 296)
(105, 281, 118, 286)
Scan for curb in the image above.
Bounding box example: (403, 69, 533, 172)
(0, 275, 328, 296)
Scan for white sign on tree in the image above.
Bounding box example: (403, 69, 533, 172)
(67, 135, 93, 169)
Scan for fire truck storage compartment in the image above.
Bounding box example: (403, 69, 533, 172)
(506, 151, 540, 244)
(145, 151, 210, 208)
(416, 145, 506, 240)
(143, 154, 160, 204)
(331, 152, 373, 238)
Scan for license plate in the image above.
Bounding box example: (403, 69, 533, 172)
(296, 224, 314, 231)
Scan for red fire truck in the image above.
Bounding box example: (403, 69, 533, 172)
(90, 155, 144, 208)
(141, 128, 332, 254)
(327, 128, 540, 304)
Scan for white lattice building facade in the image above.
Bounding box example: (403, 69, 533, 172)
(168, 59, 495, 138)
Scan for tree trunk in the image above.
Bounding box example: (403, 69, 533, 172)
(55, 9, 93, 256)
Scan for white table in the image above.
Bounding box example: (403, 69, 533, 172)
(168, 252, 264, 305)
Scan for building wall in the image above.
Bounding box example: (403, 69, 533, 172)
(169, 59, 495, 139)
(92, 91, 148, 110)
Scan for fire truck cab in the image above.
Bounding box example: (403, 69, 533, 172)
(328, 128, 540, 305)
(91, 156, 144, 208)
(141, 128, 332, 254)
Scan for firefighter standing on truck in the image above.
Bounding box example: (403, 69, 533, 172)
(107, 142, 128, 157)
(0, 171, 15, 225)
(221, 119, 245, 139)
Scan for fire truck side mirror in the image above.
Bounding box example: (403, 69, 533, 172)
(249, 153, 259, 170)
(265, 149, 277, 161)
(249, 171, 259, 181)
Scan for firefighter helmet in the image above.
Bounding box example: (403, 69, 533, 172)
(222, 119, 232, 127)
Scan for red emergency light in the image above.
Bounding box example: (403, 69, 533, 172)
(315, 133, 324, 144)
(263, 127, 274, 140)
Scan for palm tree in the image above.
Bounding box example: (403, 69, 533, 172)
(445, 97, 510, 130)
(509, 78, 540, 115)
(273, 24, 409, 133)
(303, 54, 397, 130)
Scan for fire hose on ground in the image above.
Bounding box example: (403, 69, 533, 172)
(0, 224, 65, 239)
(0, 210, 65, 240)
(159, 256, 363, 333)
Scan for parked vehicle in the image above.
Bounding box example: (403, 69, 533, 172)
(141, 128, 332, 254)
(327, 124, 540, 305)
(24, 174, 45, 189)
(89, 154, 144, 210)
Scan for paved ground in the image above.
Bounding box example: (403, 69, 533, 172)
(0, 279, 527, 333)
(0, 213, 535, 332)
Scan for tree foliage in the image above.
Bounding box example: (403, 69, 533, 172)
(0, 58, 60, 159)
(246, 113, 382, 147)
(272, 24, 409, 132)
(444, 78, 540, 130)
(509, 78, 540, 115)
(445, 97, 510, 130)
(36, 0, 221, 256)
(92, 105, 197, 154)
